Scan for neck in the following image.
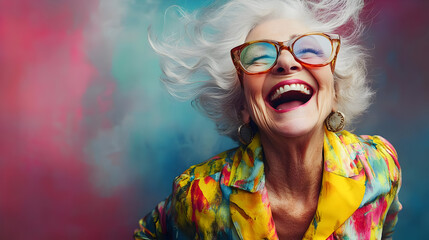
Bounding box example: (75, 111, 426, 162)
(260, 127, 325, 200)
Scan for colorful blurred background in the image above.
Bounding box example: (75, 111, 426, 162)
(0, 0, 427, 239)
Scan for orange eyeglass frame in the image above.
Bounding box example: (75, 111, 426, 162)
(230, 32, 341, 81)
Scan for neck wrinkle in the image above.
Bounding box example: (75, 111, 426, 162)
(261, 127, 324, 200)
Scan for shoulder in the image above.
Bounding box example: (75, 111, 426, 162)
(328, 130, 400, 183)
(174, 147, 237, 187)
(171, 148, 238, 211)
(167, 147, 239, 236)
(357, 134, 400, 183)
(337, 131, 400, 179)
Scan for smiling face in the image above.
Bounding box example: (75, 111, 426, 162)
(241, 19, 336, 139)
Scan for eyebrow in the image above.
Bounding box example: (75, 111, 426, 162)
(276, 34, 300, 43)
(286, 34, 301, 42)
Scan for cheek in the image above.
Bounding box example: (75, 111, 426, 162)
(310, 67, 336, 111)
(313, 67, 334, 88)
(310, 68, 335, 95)
(242, 75, 266, 100)
(241, 75, 271, 122)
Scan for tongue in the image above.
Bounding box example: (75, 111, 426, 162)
(276, 100, 304, 110)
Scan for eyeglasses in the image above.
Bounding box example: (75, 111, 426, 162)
(230, 32, 340, 75)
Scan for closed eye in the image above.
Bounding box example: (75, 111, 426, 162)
(246, 55, 275, 65)
(295, 48, 323, 57)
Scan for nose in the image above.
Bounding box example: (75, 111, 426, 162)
(271, 49, 303, 74)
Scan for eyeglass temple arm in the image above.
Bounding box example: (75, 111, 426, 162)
(330, 38, 341, 72)
(230, 49, 245, 85)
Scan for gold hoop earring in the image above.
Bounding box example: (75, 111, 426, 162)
(325, 111, 345, 132)
(237, 123, 254, 145)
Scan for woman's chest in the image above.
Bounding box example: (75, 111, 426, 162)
(270, 201, 317, 239)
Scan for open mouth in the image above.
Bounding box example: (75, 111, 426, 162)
(267, 81, 314, 111)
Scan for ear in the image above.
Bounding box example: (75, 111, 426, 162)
(241, 103, 251, 123)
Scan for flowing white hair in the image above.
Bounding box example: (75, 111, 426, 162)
(149, 0, 373, 141)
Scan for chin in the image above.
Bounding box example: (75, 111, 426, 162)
(275, 122, 318, 138)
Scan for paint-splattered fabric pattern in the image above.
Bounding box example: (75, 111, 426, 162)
(134, 129, 401, 239)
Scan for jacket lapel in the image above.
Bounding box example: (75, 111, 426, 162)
(229, 187, 277, 239)
(225, 133, 277, 239)
(302, 168, 365, 240)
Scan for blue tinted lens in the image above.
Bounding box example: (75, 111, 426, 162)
(293, 35, 332, 65)
(240, 42, 277, 73)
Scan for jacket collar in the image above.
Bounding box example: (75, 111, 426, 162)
(226, 128, 366, 239)
(224, 132, 265, 192)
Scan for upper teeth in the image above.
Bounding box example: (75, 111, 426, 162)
(270, 83, 311, 101)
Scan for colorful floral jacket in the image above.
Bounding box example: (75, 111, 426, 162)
(134, 129, 401, 239)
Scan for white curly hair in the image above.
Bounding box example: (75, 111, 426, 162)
(149, 0, 373, 142)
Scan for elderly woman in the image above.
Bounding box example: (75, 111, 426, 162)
(134, 0, 401, 239)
